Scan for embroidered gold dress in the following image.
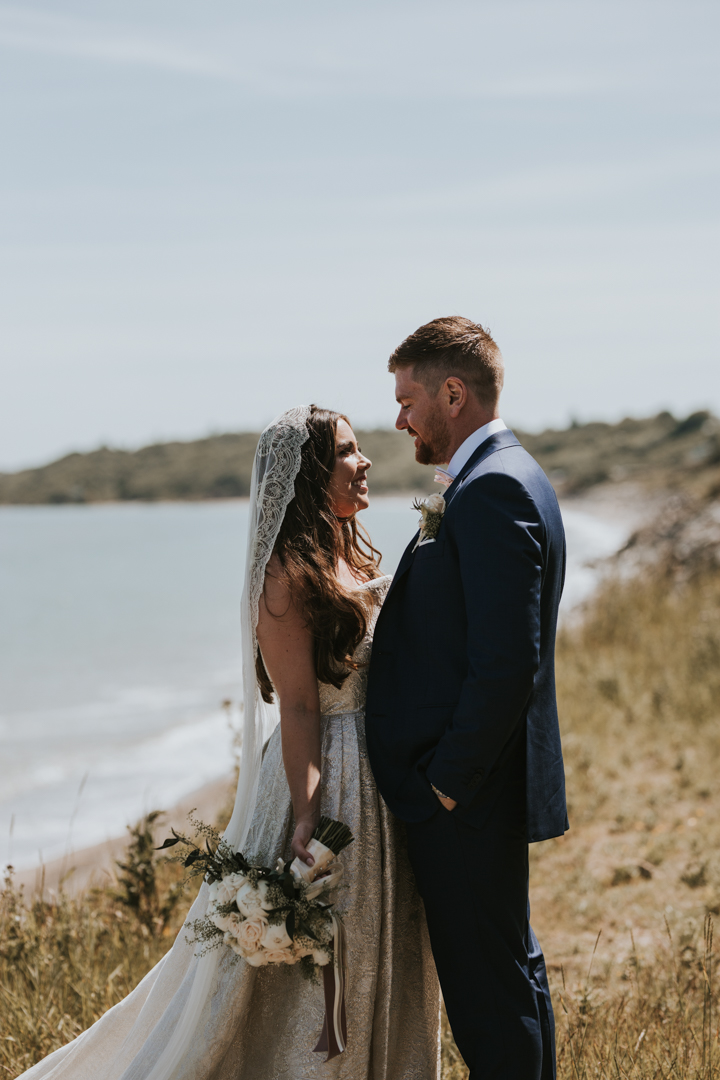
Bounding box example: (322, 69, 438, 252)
(197, 574, 441, 1078)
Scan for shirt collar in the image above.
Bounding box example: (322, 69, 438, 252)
(446, 418, 507, 479)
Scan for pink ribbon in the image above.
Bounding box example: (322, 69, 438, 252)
(313, 913, 348, 1060)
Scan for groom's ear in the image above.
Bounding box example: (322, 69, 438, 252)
(444, 377, 468, 418)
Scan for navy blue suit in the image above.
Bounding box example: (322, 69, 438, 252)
(366, 429, 567, 1078)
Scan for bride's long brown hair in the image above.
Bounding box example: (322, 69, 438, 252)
(257, 406, 382, 703)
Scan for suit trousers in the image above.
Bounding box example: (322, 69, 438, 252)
(405, 800, 556, 1079)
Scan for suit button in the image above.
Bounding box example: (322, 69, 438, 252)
(471, 770, 484, 785)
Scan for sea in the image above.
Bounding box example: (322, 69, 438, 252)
(0, 497, 630, 870)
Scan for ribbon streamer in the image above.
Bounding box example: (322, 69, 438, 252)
(313, 912, 348, 1061)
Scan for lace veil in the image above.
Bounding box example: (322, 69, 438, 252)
(19, 408, 312, 1080)
(227, 404, 311, 850)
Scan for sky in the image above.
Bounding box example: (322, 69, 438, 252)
(0, 0, 718, 469)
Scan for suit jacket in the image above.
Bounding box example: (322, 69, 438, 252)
(365, 429, 568, 843)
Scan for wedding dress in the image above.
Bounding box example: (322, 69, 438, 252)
(18, 408, 440, 1080)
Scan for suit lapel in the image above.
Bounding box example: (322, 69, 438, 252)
(443, 428, 520, 507)
(382, 429, 521, 607)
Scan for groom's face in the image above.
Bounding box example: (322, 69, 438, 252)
(394, 366, 451, 466)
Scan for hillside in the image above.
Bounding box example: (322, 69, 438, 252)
(1, 410, 719, 505)
(4, 562, 720, 1078)
(520, 409, 720, 497)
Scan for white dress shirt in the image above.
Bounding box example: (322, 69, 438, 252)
(446, 418, 507, 479)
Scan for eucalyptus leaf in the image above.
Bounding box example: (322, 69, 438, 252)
(155, 836, 181, 850)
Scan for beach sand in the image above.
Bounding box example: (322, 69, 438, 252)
(14, 773, 236, 897)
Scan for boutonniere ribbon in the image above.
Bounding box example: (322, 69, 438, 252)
(412, 493, 446, 551)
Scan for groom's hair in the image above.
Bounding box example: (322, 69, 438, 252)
(388, 316, 504, 407)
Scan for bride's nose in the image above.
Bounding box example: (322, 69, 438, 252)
(360, 454, 372, 470)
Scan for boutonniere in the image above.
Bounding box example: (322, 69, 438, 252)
(412, 493, 446, 551)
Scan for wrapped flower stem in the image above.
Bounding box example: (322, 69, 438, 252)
(290, 817, 354, 884)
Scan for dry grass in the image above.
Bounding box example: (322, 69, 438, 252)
(0, 817, 189, 1077)
(3, 567, 720, 1077)
(532, 565, 720, 1079)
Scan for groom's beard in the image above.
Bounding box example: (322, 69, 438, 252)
(410, 413, 451, 466)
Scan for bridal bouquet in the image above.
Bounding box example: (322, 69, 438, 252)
(157, 816, 353, 976)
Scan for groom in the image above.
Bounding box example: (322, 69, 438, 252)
(366, 316, 567, 1079)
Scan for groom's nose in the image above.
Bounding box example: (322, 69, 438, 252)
(395, 408, 408, 431)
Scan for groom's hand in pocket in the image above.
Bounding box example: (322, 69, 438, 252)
(431, 783, 457, 811)
(438, 795, 458, 811)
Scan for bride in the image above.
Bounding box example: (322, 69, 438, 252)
(20, 405, 440, 1080)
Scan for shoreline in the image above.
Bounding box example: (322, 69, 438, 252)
(14, 773, 236, 897)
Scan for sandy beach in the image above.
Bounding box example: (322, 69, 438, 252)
(14, 773, 236, 897)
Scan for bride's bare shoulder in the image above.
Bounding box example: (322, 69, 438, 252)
(260, 556, 297, 620)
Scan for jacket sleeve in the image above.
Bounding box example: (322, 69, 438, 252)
(426, 468, 544, 807)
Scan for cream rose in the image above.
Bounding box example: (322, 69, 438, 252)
(265, 948, 298, 964)
(243, 948, 269, 966)
(210, 872, 247, 908)
(236, 879, 273, 918)
(260, 918, 292, 951)
(312, 947, 332, 966)
(211, 910, 243, 936)
(234, 916, 268, 951)
(423, 493, 445, 515)
(222, 932, 249, 957)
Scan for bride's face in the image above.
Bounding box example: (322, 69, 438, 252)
(328, 419, 372, 518)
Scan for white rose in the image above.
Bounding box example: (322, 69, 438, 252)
(236, 879, 273, 918)
(211, 873, 247, 907)
(265, 947, 298, 964)
(312, 947, 332, 966)
(223, 932, 250, 957)
(424, 493, 445, 514)
(212, 910, 244, 936)
(243, 949, 270, 966)
(235, 916, 268, 951)
(260, 918, 292, 951)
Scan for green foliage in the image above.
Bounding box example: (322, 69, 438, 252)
(113, 811, 184, 935)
